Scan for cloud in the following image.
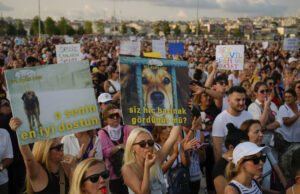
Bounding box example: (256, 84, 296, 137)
(216, 0, 287, 16)
(114, 0, 220, 9)
(177, 10, 187, 18)
(0, 2, 13, 11)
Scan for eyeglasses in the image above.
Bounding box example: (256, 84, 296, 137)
(0, 102, 10, 107)
(108, 113, 120, 119)
(50, 144, 64, 151)
(133, 140, 154, 148)
(243, 155, 266, 165)
(268, 82, 274, 86)
(82, 170, 110, 183)
(297, 86, 300, 89)
(259, 89, 269, 94)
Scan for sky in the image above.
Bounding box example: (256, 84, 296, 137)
(0, 0, 300, 21)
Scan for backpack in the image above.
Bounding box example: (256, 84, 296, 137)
(167, 156, 190, 194)
(102, 127, 124, 177)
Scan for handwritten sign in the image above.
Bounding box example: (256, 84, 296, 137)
(120, 41, 141, 56)
(56, 44, 81, 64)
(64, 36, 74, 43)
(283, 38, 298, 51)
(216, 45, 244, 70)
(152, 40, 166, 58)
(262, 41, 268, 49)
(15, 38, 24, 45)
(169, 43, 184, 55)
(4, 60, 100, 145)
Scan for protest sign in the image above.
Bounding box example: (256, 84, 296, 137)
(152, 40, 166, 58)
(143, 52, 161, 58)
(64, 36, 74, 43)
(4, 60, 100, 145)
(120, 41, 141, 56)
(15, 38, 24, 45)
(262, 41, 268, 49)
(283, 38, 298, 51)
(119, 56, 192, 126)
(168, 43, 184, 55)
(56, 44, 81, 64)
(216, 45, 244, 70)
(130, 36, 136, 41)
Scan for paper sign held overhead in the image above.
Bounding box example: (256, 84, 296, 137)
(168, 43, 184, 55)
(216, 45, 244, 70)
(120, 41, 141, 56)
(56, 44, 81, 64)
(283, 38, 298, 51)
(152, 40, 166, 58)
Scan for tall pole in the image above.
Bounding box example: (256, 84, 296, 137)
(196, 0, 199, 36)
(113, 0, 116, 34)
(38, 0, 41, 39)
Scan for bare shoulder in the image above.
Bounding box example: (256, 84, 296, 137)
(224, 184, 240, 194)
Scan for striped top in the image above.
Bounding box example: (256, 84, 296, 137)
(230, 179, 262, 194)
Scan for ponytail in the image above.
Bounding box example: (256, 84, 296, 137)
(225, 161, 240, 181)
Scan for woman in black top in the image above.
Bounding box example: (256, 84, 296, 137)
(9, 117, 75, 194)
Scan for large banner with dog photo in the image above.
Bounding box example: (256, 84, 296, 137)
(4, 60, 101, 145)
(119, 56, 192, 126)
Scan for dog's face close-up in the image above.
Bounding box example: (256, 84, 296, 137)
(22, 90, 36, 101)
(142, 68, 173, 115)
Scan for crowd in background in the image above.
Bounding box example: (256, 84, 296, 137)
(0, 36, 300, 194)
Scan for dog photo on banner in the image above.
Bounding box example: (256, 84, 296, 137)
(119, 56, 192, 126)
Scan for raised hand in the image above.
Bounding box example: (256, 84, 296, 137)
(9, 117, 22, 131)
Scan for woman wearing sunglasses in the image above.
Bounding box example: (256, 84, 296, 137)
(240, 119, 287, 193)
(9, 117, 75, 194)
(98, 104, 133, 194)
(248, 82, 281, 146)
(225, 142, 270, 194)
(122, 126, 182, 194)
(70, 158, 110, 194)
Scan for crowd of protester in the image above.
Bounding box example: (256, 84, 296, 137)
(0, 36, 300, 194)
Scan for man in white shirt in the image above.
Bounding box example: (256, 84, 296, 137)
(212, 86, 253, 161)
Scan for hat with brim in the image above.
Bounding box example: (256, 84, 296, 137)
(232, 142, 270, 165)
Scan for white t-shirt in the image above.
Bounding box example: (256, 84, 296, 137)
(62, 134, 103, 160)
(276, 103, 300, 142)
(228, 74, 240, 86)
(212, 110, 253, 154)
(0, 128, 13, 185)
(222, 95, 229, 111)
(248, 99, 282, 126)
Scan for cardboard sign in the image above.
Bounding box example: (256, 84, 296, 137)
(56, 44, 81, 64)
(64, 36, 74, 43)
(283, 38, 298, 51)
(262, 41, 268, 49)
(152, 40, 166, 58)
(120, 41, 141, 56)
(216, 45, 244, 70)
(15, 38, 24, 45)
(129, 36, 136, 41)
(119, 56, 192, 126)
(4, 60, 100, 145)
(169, 43, 184, 55)
(143, 52, 161, 58)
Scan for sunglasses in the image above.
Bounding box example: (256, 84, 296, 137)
(0, 102, 10, 107)
(259, 89, 269, 94)
(133, 140, 154, 148)
(243, 155, 266, 165)
(50, 144, 64, 151)
(82, 170, 110, 183)
(297, 86, 300, 89)
(218, 81, 227, 86)
(268, 82, 274, 86)
(108, 113, 120, 119)
(104, 101, 112, 105)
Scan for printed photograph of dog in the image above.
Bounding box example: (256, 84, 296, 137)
(21, 90, 42, 131)
(142, 66, 174, 125)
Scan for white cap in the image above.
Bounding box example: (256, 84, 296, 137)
(232, 142, 270, 165)
(97, 93, 112, 103)
(288, 57, 298, 64)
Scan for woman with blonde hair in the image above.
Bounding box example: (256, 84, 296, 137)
(122, 126, 181, 194)
(225, 142, 270, 194)
(9, 117, 75, 194)
(70, 158, 110, 194)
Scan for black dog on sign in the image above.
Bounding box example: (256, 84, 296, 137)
(22, 90, 42, 131)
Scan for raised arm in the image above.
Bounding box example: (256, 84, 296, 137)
(204, 61, 218, 88)
(157, 126, 181, 164)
